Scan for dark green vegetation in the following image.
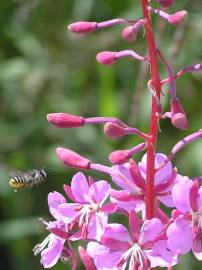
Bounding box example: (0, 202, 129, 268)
(0, 1, 202, 269)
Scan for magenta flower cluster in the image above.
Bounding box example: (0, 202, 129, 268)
(33, 1, 202, 269)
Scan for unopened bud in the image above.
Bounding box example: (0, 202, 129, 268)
(108, 150, 130, 164)
(68, 21, 97, 34)
(171, 99, 188, 130)
(56, 148, 91, 170)
(122, 26, 137, 43)
(47, 113, 84, 128)
(104, 122, 124, 138)
(156, 0, 173, 7)
(96, 51, 117, 65)
(168, 11, 188, 25)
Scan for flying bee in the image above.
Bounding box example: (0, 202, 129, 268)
(9, 169, 47, 192)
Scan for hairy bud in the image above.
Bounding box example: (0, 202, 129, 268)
(104, 122, 124, 138)
(47, 113, 84, 128)
(171, 99, 188, 130)
(68, 21, 97, 34)
(56, 148, 91, 169)
(168, 11, 188, 25)
(96, 51, 117, 65)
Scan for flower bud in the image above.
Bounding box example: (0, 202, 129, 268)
(108, 150, 130, 164)
(56, 147, 91, 170)
(122, 26, 137, 43)
(171, 99, 188, 130)
(168, 11, 188, 25)
(156, 0, 173, 7)
(47, 113, 84, 128)
(96, 51, 117, 65)
(110, 189, 140, 202)
(68, 21, 97, 34)
(104, 122, 124, 138)
(78, 246, 96, 270)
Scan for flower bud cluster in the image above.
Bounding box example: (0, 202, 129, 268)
(34, 1, 202, 270)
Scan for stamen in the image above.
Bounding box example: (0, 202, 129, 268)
(33, 234, 51, 255)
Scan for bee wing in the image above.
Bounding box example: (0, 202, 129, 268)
(9, 169, 23, 178)
(9, 169, 32, 178)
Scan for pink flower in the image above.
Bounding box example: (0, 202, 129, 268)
(110, 153, 178, 214)
(33, 220, 73, 268)
(87, 212, 178, 269)
(51, 172, 116, 241)
(167, 178, 202, 260)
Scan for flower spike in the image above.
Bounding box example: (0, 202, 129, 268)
(35, 1, 202, 269)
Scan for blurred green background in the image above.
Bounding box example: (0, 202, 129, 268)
(0, 0, 202, 269)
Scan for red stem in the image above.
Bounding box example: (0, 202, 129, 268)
(141, 0, 161, 219)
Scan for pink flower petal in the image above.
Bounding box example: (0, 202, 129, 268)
(101, 203, 117, 213)
(172, 177, 192, 213)
(112, 163, 137, 192)
(139, 153, 173, 185)
(87, 242, 107, 258)
(139, 218, 163, 244)
(197, 186, 202, 212)
(71, 172, 90, 203)
(89, 180, 111, 206)
(192, 238, 202, 260)
(147, 240, 179, 268)
(87, 242, 124, 270)
(94, 250, 124, 270)
(102, 223, 131, 245)
(167, 216, 192, 254)
(158, 194, 175, 207)
(110, 196, 145, 214)
(41, 236, 65, 268)
(48, 192, 66, 219)
(58, 203, 80, 223)
(88, 212, 108, 241)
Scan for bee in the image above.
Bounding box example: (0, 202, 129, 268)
(9, 169, 47, 192)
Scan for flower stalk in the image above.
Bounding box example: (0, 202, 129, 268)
(34, 1, 202, 269)
(141, 0, 161, 219)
